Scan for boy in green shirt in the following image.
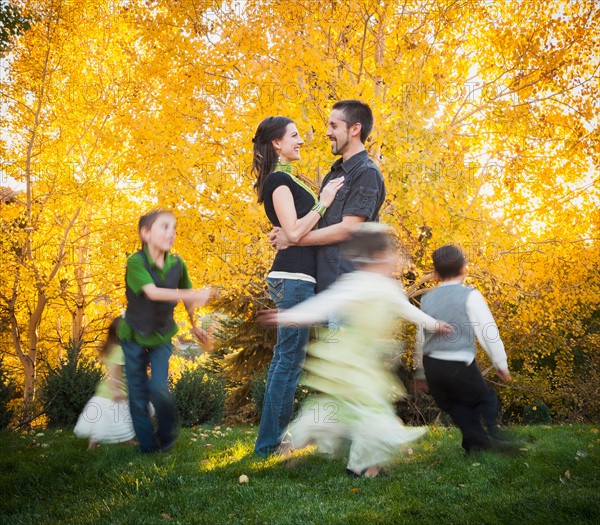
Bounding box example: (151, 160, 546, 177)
(120, 209, 211, 453)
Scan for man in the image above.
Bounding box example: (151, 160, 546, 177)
(270, 99, 386, 292)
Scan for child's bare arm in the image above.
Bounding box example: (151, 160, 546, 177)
(142, 284, 211, 309)
(107, 364, 126, 401)
(184, 296, 214, 353)
(496, 369, 512, 382)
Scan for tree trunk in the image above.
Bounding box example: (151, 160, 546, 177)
(71, 223, 90, 343)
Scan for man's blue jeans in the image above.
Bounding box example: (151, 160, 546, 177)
(255, 278, 315, 456)
(122, 340, 177, 453)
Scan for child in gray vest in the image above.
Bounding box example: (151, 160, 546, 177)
(415, 244, 513, 454)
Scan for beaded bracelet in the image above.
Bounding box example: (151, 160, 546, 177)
(311, 202, 327, 217)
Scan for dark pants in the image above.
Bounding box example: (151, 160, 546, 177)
(122, 340, 177, 453)
(423, 356, 499, 452)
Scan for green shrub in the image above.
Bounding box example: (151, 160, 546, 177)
(172, 367, 226, 427)
(39, 340, 103, 427)
(523, 401, 552, 424)
(250, 367, 268, 418)
(0, 357, 18, 429)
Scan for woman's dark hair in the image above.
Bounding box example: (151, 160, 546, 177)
(100, 318, 121, 358)
(431, 244, 466, 279)
(252, 116, 293, 203)
(332, 100, 374, 143)
(342, 223, 394, 265)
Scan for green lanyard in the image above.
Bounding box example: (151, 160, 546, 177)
(273, 161, 318, 203)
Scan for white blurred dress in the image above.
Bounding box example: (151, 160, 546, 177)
(74, 345, 136, 444)
(278, 271, 440, 471)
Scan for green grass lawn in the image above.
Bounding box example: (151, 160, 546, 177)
(1, 424, 599, 525)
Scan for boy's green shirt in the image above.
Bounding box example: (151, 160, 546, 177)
(118, 246, 192, 348)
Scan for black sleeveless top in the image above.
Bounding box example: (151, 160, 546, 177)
(262, 171, 317, 278)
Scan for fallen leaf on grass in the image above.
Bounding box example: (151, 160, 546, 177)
(161, 513, 171, 520)
(351, 488, 360, 494)
(564, 470, 571, 478)
(204, 443, 213, 448)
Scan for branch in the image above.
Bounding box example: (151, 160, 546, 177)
(9, 389, 59, 431)
(356, 11, 372, 84)
(406, 272, 433, 298)
(47, 207, 83, 283)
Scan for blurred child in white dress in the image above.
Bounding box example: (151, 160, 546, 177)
(75, 318, 137, 449)
(264, 224, 452, 477)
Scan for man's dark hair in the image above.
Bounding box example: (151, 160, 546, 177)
(432, 245, 466, 279)
(332, 99, 374, 143)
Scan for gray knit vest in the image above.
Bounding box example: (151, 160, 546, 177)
(421, 285, 476, 356)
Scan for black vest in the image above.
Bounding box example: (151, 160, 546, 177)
(125, 250, 182, 337)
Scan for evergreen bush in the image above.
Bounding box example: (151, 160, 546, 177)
(39, 340, 103, 427)
(0, 357, 18, 429)
(523, 401, 552, 424)
(172, 366, 226, 427)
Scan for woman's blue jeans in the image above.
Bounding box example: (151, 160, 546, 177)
(122, 340, 177, 453)
(254, 278, 315, 456)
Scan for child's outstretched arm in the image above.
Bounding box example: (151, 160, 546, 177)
(183, 290, 214, 352)
(273, 275, 358, 325)
(392, 292, 452, 334)
(466, 289, 511, 381)
(142, 284, 211, 310)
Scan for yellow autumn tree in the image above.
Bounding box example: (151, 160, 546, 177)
(1, 0, 598, 421)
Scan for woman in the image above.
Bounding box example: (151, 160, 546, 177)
(252, 116, 344, 457)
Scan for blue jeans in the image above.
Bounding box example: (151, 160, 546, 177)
(255, 278, 315, 456)
(122, 340, 177, 453)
